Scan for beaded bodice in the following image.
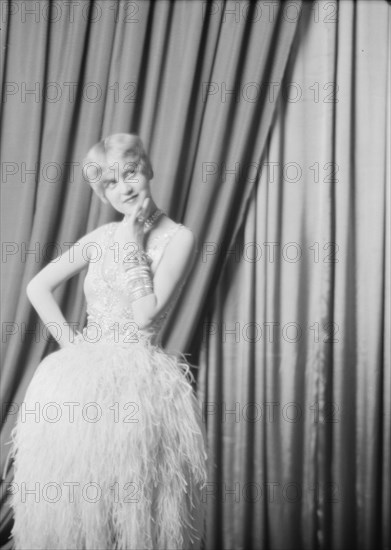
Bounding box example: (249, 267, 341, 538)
(81, 221, 185, 346)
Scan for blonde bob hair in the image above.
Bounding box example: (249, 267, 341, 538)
(82, 133, 154, 203)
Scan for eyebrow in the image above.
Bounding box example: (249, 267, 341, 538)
(101, 163, 139, 185)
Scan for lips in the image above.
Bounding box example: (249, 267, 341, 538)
(123, 194, 138, 203)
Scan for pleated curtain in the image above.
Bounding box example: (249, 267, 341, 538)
(1, 1, 389, 549)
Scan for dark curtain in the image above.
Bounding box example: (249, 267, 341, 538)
(1, 1, 390, 549)
(196, 1, 390, 549)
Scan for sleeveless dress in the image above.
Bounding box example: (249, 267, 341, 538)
(5, 222, 208, 550)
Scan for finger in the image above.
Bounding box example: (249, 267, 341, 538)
(131, 203, 142, 221)
(141, 195, 151, 216)
(136, 205, 145, 223)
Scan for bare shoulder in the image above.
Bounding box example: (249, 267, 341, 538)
(149, 215, 195, 245)
(152, 223, 196, 281)
(166, 224, 197, 266)
(168, 221, 196, 247)
(178, 224, 196, 250)
(150, 216, 196, 260)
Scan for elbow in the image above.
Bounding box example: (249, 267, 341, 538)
(26, 280, 37, 302)
(26, 277, 46, 302)
(135, 316, 154, 332)
(133, 309, 158, 332)
(26, 279, 35, 300)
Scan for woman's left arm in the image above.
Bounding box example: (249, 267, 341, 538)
(129, 227, 196, 329)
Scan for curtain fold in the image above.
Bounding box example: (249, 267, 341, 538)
(198, 1, 390, 549)
(161, 1, 304, 351)
(1, 1, 389, 549)
(0, 0, 301, 546)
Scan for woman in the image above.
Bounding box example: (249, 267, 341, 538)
(6, 133, 208, 550)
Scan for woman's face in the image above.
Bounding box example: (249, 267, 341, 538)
(101, 152, 151, 215)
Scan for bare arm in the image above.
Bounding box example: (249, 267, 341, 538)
(26, 226, 104, 348)
(127, 227, 197, 329)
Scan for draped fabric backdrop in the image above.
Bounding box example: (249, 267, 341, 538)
(1, 1, 389, 549)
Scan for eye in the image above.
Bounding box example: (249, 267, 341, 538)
(105, 180, 117, 189)
(123, 163, 139, 179)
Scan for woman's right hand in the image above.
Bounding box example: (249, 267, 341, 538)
(115, 194, 152, 255)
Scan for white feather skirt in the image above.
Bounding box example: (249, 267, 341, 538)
(6, 339, 208, 550)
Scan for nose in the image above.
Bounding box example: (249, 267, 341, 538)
(119, 176, 133, 194)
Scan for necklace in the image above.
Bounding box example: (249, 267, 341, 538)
(144, 208, 163, 230)
(122, 207, 164, 231)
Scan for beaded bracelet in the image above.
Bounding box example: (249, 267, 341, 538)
(127, 285, 153, 302)
(125, 279, 152, 290)
(124, 267, 152, 281)
(127, 286, 154, 302)
(123, 262, 154, 301)
(123, 250, 152, 270)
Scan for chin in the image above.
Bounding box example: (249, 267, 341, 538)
(123, 202, 137, 211)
